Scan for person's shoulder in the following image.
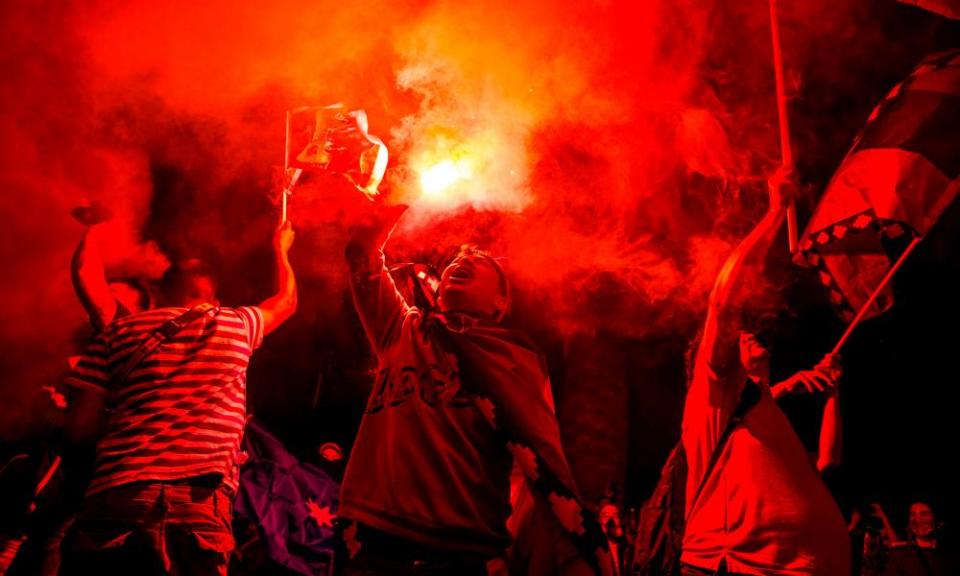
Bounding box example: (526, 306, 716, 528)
(218, 305, 246, 315)
(127, 306, 182, 318)
(216, 306, 264, 327)
(109, 307, 180, 330)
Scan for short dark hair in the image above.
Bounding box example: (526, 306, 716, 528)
(159, 258, 218, 304)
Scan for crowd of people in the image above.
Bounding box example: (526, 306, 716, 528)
(0, 162, 953, 576)
(7, 23, 960, 573)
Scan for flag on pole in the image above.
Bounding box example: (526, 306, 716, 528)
(796, 49, 960, 322)
(896, 0, 960, 20)
(289, 104, 388, 199)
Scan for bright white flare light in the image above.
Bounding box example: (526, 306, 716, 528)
(419, 160, 470, 196)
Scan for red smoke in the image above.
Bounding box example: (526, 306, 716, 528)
(1, 0, 946, 454)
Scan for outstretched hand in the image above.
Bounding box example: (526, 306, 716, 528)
(773, 354, 841, 399)
(274, 220, 295, 254)
(767, 165, 801, 213)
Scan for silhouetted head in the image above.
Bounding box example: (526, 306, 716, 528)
(159, 258, 218, 307)
(908, 501, 937, 543)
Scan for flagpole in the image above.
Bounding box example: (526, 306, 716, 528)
(769, 0, 799, 253)
(283, 110, 292, 224)
(831, 236, 922, 355)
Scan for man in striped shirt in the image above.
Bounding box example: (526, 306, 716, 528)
(60, 222, 297, 576)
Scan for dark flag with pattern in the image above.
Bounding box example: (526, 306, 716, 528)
(437, 318, 613, 575)
(234, 418, 339, 576)
(896, 0, 960, 20)
(796, 49, 960, 322)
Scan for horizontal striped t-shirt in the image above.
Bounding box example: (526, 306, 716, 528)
(65, 305, 264, 496)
